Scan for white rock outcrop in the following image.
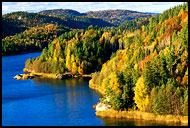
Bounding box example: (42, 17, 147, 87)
(95, 103, 111, 111)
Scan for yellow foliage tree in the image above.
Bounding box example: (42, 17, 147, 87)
(142, 25, 145, 32)
(72, 62, 77, 74)
(65, 51, 71, 71)
(134, 63, 138, 70)
(53, 49, 57, 61)
(134, 77, 149, 111)
(71, 54, 75, 62)
(101, 77, 109, 94)
(108, 72, 121, 95)
(78, 66, 83, 74)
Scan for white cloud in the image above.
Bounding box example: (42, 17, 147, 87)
(2, 2, 185, 15)
(43, 2, 49, 5)
(2, 6, 8, 11)
(21, 7, 26, 11)
(47, 7, 59, 10)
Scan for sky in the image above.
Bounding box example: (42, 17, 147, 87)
(2, 2, 185, 15)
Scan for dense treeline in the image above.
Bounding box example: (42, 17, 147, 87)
(25, 25, 123, 74)
(90, 3, 188, 116)
(2, 24, 69, 56)
(118, 17, 150, 32)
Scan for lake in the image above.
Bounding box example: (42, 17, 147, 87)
(2, 52, 183, 126)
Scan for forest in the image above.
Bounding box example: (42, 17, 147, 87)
(3, 3, 188, 117)
(2, 9, 155, 56)
(2, 24, 70, 56)
(24, 16, 152, 75)
(2, 8, 155, 39)
(24, 3, 188, 117)
(90, 3, 188, 116)
(2, 11, 113, 38)
(85, 9, 156, 26)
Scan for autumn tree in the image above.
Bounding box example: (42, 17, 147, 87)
(134, 77, 149, 111)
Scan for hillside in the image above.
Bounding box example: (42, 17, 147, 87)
(118, 17, 150, 32)
(38, 9, 156, 26)
(38, 9, 87, 16)
(2, 9, 156, 38)
(2, 11, 113, 29)
(2, 18, 27, 38)
(90, 3, 188, 117)
(24, 26, 121, 74)
(2, 11, 113, 38)
(2, 24, 70, 56)
(85, 9, 157, 26)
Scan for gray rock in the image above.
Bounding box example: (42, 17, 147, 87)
(56, 74, 64, 79)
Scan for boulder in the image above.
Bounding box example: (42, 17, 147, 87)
(92, 104, 97, 109)
(56, 74, 65, 79)
(95, 103, 111, 111)
(22, 74, 31, 80)
(14, 75, 22, 80)
(13, 73, 34, 80)
(56, 74, 74, 79)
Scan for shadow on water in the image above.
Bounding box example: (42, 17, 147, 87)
(33, 77, 103, 97)
(33, 77, 91, 87)
(33, 77, 185, 126)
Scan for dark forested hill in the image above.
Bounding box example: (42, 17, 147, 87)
(2, 24, 70, 56)
(2, 11, 113, 38)
(2, 18, 27, 38)
(85, 9, 157, 26)
(38, 9, 157, 26)
(38, 9, 87, 16)
(118, 17, 150, 32)
(2, 9, 157, 38)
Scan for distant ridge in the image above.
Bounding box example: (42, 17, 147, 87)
(2, 11, 113, 38)
(85, 9, 157, 26)
(38, 9, 157, 26)
(39, 9, 87, 16)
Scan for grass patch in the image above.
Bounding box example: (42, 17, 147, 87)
(96, 109, 188, 125)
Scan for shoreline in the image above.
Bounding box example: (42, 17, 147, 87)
(96, 109, 188, 125)
(13, 68, 188, 125)
(2, 50, 42, 57)
(89, 80, 188, 125)
(89, 79, 105, 95)
(13, 68, 92, 80)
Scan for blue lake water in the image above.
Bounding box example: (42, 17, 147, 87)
(2, 52, 183, 126)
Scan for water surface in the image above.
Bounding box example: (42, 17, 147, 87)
(2, 52, 183, 126)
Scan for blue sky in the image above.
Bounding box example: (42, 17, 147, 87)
(2, 2, 185, 15)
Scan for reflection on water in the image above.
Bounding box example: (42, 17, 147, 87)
(33, 77, 91, 87)
(101, 117, 184, 126)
